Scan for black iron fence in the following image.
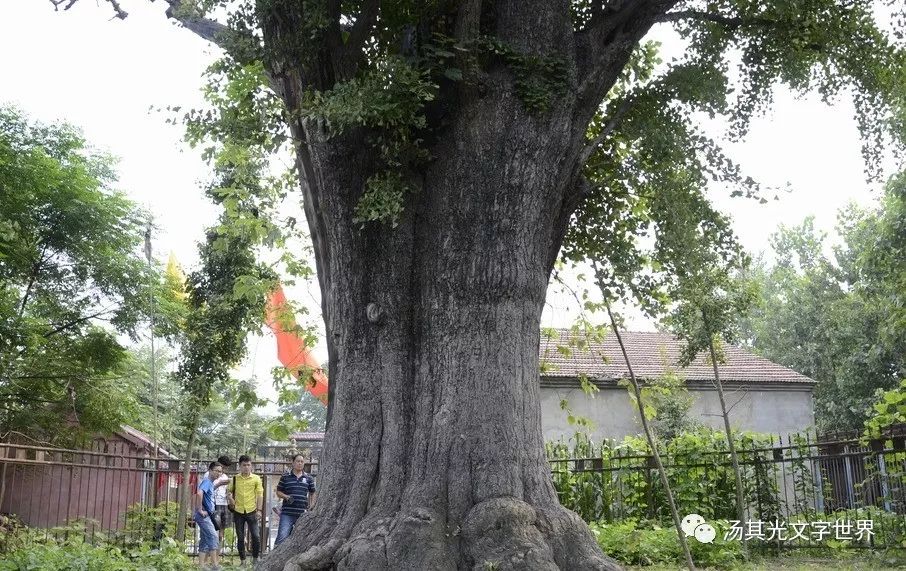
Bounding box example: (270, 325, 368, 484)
(549, 427, 906, 550)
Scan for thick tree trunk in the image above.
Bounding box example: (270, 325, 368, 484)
(261, 74, 618, 571)
(256, 4, 673, 569)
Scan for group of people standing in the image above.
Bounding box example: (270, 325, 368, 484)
(194, 453, 316, 569)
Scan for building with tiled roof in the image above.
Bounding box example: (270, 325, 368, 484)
(539, 329, 816, 441)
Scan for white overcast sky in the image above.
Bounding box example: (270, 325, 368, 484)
(1, 0, 899, 408)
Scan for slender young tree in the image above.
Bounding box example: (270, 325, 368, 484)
(666, 247, 756, 538)
(171, 215, 276, 538)
(55, 1, 906, 568)
(552, 268, 697, 568)
(603, 297, 696, 571)
(170, 152, 281, 536)
(706, 323, 745, 533)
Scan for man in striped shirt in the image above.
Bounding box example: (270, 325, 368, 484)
(274, 453, 316, 545)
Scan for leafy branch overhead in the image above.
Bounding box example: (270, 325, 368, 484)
(168, 47, 319, 439)
(569, 2, 903, 317)
(50, 1, 906, 428)
(65, 1, 905, 240)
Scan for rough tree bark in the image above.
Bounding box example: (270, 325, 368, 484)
(265, 95, 615, 571)
(253, 3, 680, 570)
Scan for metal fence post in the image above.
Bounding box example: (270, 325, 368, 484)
(877, 452, 892, 512)
(65, 464, 74, 525)
(842, 444, 855, 509)
(812, 455, 825, 514)
(260, 471, 269, 554)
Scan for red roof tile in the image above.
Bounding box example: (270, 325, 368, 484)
(539, 330, 815, 385)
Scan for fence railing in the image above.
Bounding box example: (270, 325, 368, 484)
(549, 429, 906, 550)
(3, 428, 906, 554)
(0, 440, 314, 558)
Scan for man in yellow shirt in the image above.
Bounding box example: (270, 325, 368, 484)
(226, 455, 263, 565)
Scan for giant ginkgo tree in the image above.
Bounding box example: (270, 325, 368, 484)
(54, 1, 906, 569)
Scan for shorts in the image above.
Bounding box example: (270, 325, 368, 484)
(194, 510, 219, 553)
(214, 504, 232, 529)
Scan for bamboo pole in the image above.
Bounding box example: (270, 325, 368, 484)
(706, 328, 747, 536)
(605, 300, 696, 571)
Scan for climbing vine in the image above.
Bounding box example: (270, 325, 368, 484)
(297, 33, 571, 225)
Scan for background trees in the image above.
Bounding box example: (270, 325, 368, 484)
(0, 107, 154, 442)
(0, 105, 308, 458)
(741, 173, 906, 431)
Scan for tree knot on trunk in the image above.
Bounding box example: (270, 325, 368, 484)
(366, 302, 384, 324)
(332, 508, 456, 570)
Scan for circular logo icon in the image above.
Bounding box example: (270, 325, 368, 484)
(681, 514, 705, 537)
(694, 523, 717, 544)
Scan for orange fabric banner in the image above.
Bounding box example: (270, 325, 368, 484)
(265, 285, 328, 402)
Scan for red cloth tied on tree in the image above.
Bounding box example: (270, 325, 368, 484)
(265, 284, 328, 402)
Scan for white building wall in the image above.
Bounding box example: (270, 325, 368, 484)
(540, 382, 815, 443)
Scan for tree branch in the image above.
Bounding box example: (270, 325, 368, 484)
(161, 0, 232, 49)
(454, 0, 482, 43)
(48, 0, 233, 48)
(546, 92, 635, 272)
(0, 396, 65, 408)
(347, 0, 382, 54)
(45, 307, 116, 339)
(337, 0, 380, 77)
(546, 175, 593, 275)
(577, 94, 635, 166)
(325, 0, 343, 55)
(16, 244, 49, 322)
(656, 9, 773, 28)
(657, 9, 743, 26)
(50, 0, 126, 19)
(573, 0, 678, 126)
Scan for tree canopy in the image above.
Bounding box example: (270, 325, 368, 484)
(741, 172, 906, 431)
(0, 107, 154, 441)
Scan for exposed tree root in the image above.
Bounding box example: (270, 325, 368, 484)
(262, 498, 621, 571)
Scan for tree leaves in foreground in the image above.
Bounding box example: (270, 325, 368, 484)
(0, 107, 153, 442)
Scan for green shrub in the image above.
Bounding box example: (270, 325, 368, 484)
(589, 508, 904, 568)
(548, 432, 616, 522)
(548, 428, 785, 524)
(0, 536, 192, 571)
(0, 514, 28, 554)
(121, 501, 179, 545)
(780, 507, 906, 551)
(589, 520, 746, 569)
(0, 517, 192, 571)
